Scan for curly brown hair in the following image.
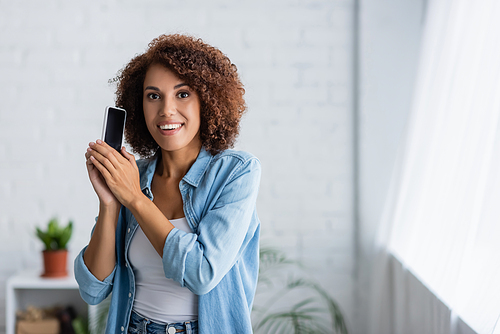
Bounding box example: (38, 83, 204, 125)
(111, 34, 246, 158)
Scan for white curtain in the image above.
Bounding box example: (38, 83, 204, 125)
(368, 0, 500, 333)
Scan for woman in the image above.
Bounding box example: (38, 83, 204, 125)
(74, 34, 261, 334)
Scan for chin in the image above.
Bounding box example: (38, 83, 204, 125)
(158, 141, 199, 153)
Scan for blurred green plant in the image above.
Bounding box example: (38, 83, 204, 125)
(36, 218, 73, 250)
(252, 247, 348, 334)
(72, 316, 90, 334)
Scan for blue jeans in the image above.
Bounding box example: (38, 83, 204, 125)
(128, 311, 198, 334)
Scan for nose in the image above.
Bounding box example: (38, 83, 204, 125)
(159, 96, 177, 116)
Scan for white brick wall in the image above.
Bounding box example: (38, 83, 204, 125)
(0, 0, 356, 332)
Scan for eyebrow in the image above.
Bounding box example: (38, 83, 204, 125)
(144, 83, 188, 91)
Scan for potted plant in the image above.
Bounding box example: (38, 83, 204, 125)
(36, 218, 73, 278)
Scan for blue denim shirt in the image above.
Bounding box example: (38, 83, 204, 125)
(74, 148, 261, 334)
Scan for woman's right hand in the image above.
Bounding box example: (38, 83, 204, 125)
(85, 146, 120, 208)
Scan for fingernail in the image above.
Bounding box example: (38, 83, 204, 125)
(96, 139, 103, 144)
(89, 142, 95, 146)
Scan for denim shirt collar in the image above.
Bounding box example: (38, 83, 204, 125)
(139, 148, 213, 193)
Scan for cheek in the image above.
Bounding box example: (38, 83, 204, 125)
(193, 105, 201, 126)
(143, 104, 153, 122)
(143, 110, 155, 132)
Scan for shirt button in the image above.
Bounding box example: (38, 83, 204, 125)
(125, 263, 128, 267)
(127, 228, 131, 233)
(129, 292, 132, 298)
(168, 327, 176, 334)
(121, 326, 124, 331)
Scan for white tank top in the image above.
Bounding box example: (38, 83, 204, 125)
(129, 217, 198, 323)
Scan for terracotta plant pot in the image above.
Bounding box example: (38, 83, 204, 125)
(41, 250, 68, 278)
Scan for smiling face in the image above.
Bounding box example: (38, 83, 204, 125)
(143, 63, 202, 155)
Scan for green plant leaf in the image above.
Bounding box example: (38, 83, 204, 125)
(257, 307, 327, 334)
(258, 248, 301, 273)
(309, 282, 348, 333)
(72, 316, 89, 334)
(36, 228, 51, 250)
(47, 218, 59, 236)
(35, 218, 74, 251)
(253, 247, 348, 334)
(58, 221, 73, 249)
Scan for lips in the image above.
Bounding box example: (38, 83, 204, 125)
(157, 122, 183, 136)
(159, 123, 182, 130)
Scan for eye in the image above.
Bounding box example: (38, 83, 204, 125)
(146, 92, 161, 100)
(177, 91, 189, 99)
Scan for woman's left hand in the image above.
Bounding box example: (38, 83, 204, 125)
(87, 140, 143, 208)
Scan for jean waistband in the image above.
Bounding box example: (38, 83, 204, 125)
(130, 310, 198, 333)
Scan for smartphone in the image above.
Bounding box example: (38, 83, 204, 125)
(101, 106, 127, 152)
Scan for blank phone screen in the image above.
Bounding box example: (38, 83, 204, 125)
(104, 107, 126, 151)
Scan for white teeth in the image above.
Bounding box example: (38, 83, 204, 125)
(159, 124, 182, 130)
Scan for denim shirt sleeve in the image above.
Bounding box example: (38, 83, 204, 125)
(74, 246, 116, 305)
(74, 216, 117, 305)
(162, 156, 261, 295)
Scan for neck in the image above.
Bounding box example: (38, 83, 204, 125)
(157, 144, 202, 180)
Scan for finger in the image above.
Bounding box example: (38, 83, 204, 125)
(86, 151, 96, 167)
(90, 140, 116, 159)
(93, 140, 126, 167)
(121, 147, 138, 170)
(88, 148, 118, 177)
(86, 154, 101, 171)
(89, 141, 124, 169)
(95, 139, 109, 148)
(94, 139, 120, 155)
(85, 147, 92, 160)
(90, 155, 113, 181)
(85, 159, 93, 175)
